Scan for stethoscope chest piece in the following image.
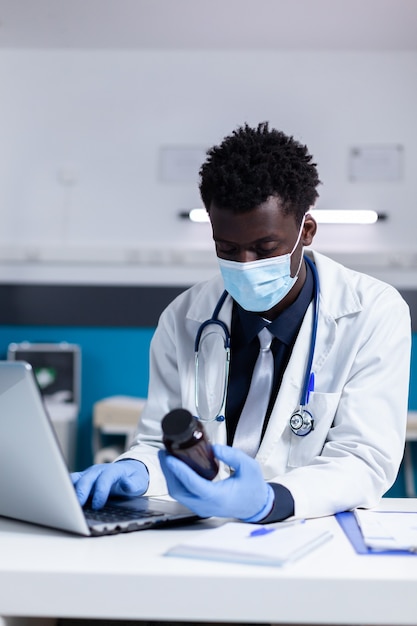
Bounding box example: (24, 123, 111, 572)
(289, 408, 314, 436)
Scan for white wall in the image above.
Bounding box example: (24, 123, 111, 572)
(0, 49, 416, 286)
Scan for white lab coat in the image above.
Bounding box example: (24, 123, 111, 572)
(118, 251, 411, 519)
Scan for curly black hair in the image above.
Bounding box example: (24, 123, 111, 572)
(199, 122, 321, 226)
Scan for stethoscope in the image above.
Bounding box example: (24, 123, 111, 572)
(194, 254, 319, 437)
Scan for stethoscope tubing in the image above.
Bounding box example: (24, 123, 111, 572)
(194, 289, 230, 353)
(299, 255, 320, 406)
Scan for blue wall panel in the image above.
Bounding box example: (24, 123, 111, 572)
(0, 325, 154, 468)
(408, 333, 417, 409)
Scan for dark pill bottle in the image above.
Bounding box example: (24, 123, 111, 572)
(161, 408, 219, 480)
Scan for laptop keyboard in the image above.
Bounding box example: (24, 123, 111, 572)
(83, 504, 163, 523)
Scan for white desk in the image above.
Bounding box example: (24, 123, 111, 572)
(1, 499, 417, 626)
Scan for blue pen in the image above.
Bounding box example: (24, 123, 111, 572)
(306, 372, 315, 403)
(248, 519, 305, 537)
(249, 527, 276, 537)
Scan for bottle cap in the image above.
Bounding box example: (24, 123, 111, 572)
(161, 408, 197, 443)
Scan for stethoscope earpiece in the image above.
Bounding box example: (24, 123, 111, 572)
(289, 408, 314, 437)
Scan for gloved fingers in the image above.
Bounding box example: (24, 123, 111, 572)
(159, 450, 214, 498)
(72, 465, 108, 507)
(110, 461, 149, 497)
(116, 476, 141, 496)
(89, 469, 118, 509)
(212, 444, 271, 520)
(212, 443, 262, 477)
(159, 451, 217, 516)
(70, 471, 83, 485)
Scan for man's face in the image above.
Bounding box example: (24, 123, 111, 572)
(209, 196, 317, 318)
(210, 195, 313, 271)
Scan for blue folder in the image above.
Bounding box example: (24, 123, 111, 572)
(335, 511, 416, 556)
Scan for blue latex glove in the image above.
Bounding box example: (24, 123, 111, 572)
(71, 459, 149, 509)
(158, 443, 274, 522)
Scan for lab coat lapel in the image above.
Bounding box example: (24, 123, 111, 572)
(257, 250, 362, 469)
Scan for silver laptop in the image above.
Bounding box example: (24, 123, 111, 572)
(0, 361, 200, 536)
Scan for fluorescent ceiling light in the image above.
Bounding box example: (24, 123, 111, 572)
(180, 209, 385, 225)
(310, 209, 381, 224)
(189, 208, 209, 222)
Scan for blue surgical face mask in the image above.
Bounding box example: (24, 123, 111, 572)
(217, 217, 305, 312)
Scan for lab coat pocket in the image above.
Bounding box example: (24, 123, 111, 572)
(287, 391, 341, 468)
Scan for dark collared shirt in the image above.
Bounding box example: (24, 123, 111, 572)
(225, 260, 314, 521)
(226, 260, 314, 443)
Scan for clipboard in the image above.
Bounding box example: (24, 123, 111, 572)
(335, 511, 416, 556)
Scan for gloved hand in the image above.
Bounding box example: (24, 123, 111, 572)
(158, 443, 274, 522)
(71, 459, 149, 509)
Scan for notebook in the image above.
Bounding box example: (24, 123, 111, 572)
(165, 520, 333, 567)
(0, 361, 200, 536)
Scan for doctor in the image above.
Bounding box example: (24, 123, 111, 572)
(72, 122, 411, 523)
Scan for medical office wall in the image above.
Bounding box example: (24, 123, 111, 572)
(0, 13, 417, 485)
(0, 49, 417, 275)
